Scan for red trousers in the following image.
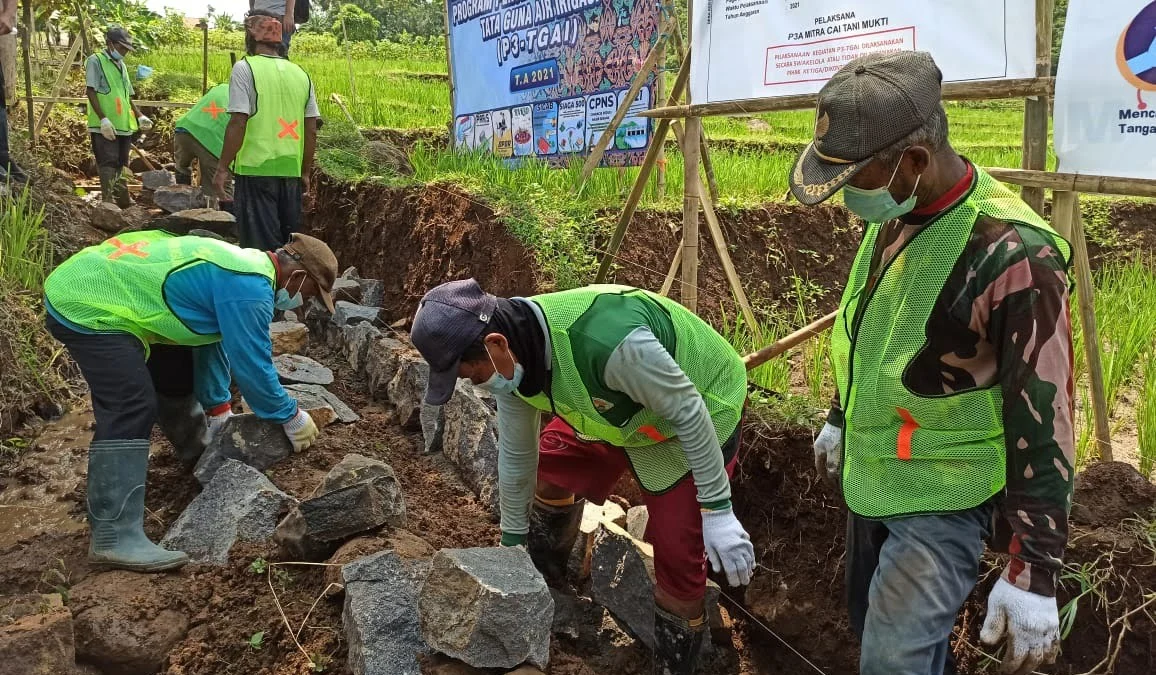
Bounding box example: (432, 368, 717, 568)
(537, 418, 739, 602)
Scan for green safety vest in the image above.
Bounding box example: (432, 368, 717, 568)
(234, 55, 310, 177)
(519, 285, 748, 493)
(831, 168, 1072, 518)
(44, 231, 275, 354)
(175, 83, 230, 158)
(86, 51, 138, 134)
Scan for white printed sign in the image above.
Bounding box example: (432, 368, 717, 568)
(1054, 0, 1156, 179)
(691, 0, 1037, 104)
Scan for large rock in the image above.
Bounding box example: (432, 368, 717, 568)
(419, 548, 552, 669)
(193, 413, 295, 484)
(626, 505, 649, 542)
(365, 337, 409, 398)
(344, 550, 432, 675)
(274, 354, 335, 385)
(152, 208, 237, 239)
(0, 593, 75, 675)
(569, 501, 630, 583)
(284, 383, 359, 423)
(165, 459, 296, 564)
(270, 321, 309, 355)
(441, 382, 499, 512)
(72, 573, 189, 675)
(360, 279, 385, 308)
(90, 202, 127, 233)
(324, 530, 435, 592)
(388, 351, 431, 429)
(333, 301, 385, 328)
(333, 277, 364, 303)
(153, 185, 206, 213)
(589, 522, 657, 649)
(275, 454, 407, 560)
(141, 169, 174, 190)
(344, 322, 383, 372)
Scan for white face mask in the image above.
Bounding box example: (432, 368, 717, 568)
(274, 271, 305, 311)
(476, 343, 524, 395)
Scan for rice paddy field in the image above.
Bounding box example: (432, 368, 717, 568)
(91, 37, 1155, 476)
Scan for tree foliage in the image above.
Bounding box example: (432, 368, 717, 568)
(332, 4, 381, 44)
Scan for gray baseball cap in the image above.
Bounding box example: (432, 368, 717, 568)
(411, 279, 498, 405)
(789, 50, 943, 205)
(105, 26, 136, 52)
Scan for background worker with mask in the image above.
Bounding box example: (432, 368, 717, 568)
(85, 26, 152, 206)
(411, 280, 756, 675)
(793, 51, 1074, 675)
(43, 232, 338, 572)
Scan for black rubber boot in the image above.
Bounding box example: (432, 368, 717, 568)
(527, 497, 585, 586)
(87, 439, 189, 571)
(155, 393, 209, 465)
(112, 169, 133, 208)
(653, 605, 706, 675)
(174, 171, 192, 185)
(98, 167, 118, 204)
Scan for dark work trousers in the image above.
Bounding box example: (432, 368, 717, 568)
(90, 132, 133, 170)
(46, 314, 194, 441)
(234, 174, 302, 250)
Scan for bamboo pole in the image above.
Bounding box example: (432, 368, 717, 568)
(984, 167, 1156, 198)
(593, 55, 691, 283)
(744, 311, 837, 371)
(33, 38, 82, 138)
(443, 1, 456, 144)
(698, 123, 719, 202)
(654, 39, 666, 200)
(1020, 0, 1054, 215)
(1052, 191, 1112, 461)
(21, 0, 33, 146)
(577, 25, 669, 186)
(73, 1, 90, 55)
(681, 116, 701, 311)
(340, 14, 357, 107)
(31, 96, 193, 108)
(642, 78, 1055, 119)
(201, 18, 209, 93)
(660, 241, 682, 296)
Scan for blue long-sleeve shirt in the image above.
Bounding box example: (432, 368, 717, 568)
(48, 260, 296, 423)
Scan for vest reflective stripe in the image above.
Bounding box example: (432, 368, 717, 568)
(175, 83, 230, 157)
(518, 285, 748, 493)
(44, 231, 275, 354)
(86, 52, 138, 134)
(234, 56, 310, 177)
(831, 168, 1072, 518)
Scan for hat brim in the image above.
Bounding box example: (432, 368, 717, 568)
(318, 287, 336, 314)
(788, 142, 873, 206)
(424, 360, 461, 406)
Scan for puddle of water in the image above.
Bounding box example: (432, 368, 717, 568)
(0, 503, 85, 543)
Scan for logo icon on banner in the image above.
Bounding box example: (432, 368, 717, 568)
(1117, 1, 1156, 108)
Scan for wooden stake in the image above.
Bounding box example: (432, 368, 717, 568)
(1052, 191, 1112, 461)
(698, 123, 720, 203)
(340, 15, 357, 107)
(443, 1, 456, 145)
(329, 92, 357, 126)
(660, 240, 682, 297)
(73, 1, 90, 56)
(593, 55, 691, 283)
(21, 0, 34, 146)
(743, 312, 837, 371)
(578, 25, 668, 186)
(201, 18, 209, 94)
(1020, 0, 1054, 215)
(33, 38, 82, 138)
(654, 40, 666, 200)
(681, 116, 702, 311)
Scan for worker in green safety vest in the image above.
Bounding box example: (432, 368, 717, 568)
(411, 280, 756, 675)
(174, 83, 233, 209)
(43, 230, 339, 572)
(214, 11, 318, 250)
(85, 26, 152, 207)
(789, 51, 1075, 675)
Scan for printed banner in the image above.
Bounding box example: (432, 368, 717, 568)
(1054, 0, 1156, 179)
(447, 0, 661, 167)
(691, 0, 1037, 104)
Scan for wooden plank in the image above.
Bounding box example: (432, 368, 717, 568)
(681, 116, 702, 311)
(1020, 0, 1054, 215)
(985, 167, 1156, 198)
(34, 39, 83, 138)
(577, 25, 668, 186)
(744, 312, 837, 371)
(32, 96, 195, 109)
(593, 55, 691, 284)
(1053, 191, 1113, 462)
(641, 77, 1055, 119)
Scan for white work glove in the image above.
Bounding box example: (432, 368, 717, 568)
(813, 421, 843, 482)
(206, 408, 234, 442)
(99, 117, 116, 141)
(282, 407, 319, 452)
(980, 577, 1061, 675)
(701, 507, 755, 587)
(137, 115, 153, 132)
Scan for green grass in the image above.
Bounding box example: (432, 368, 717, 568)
(0, 186, 50, 292)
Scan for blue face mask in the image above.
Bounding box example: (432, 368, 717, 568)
(274, 271, 304, 311)
(477, 345, 524, 395)
(842, 150, 922, 223)
(108, 48, 124, 61)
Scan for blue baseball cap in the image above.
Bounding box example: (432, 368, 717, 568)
(411, 279, 498, 405)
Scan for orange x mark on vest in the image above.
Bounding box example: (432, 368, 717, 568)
(107, 237, 149, 260)
(278, 118, 299, 140)
(203, 101, 225, 119)
(115, 97, 123, 115)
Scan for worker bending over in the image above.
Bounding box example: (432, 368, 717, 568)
(412, 280, 756, 675)
(44, 231, 338, 572)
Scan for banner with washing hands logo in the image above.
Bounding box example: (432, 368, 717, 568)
(1055, 0, 1156, 179)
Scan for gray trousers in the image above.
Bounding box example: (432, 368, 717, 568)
(174, 131, 232, 200)
(847, 501, 994, 675)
